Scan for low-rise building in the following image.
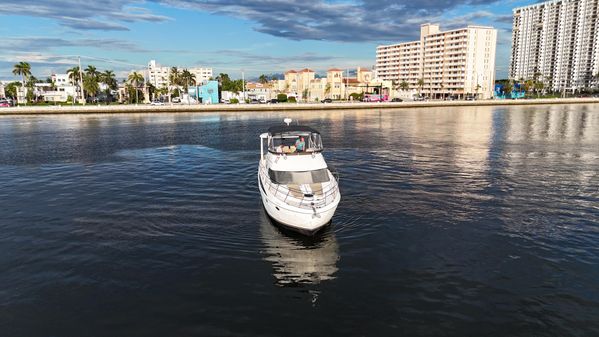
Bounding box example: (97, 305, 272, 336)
(245, 82, 273, 101)
(276, 67, 387, 101)
(189, 80, 219, 104)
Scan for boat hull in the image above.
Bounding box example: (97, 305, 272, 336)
(259, 177, 340, 235)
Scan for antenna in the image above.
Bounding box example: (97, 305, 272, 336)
(284, 118, 292, 126)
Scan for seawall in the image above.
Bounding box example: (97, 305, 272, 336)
(1, 98, 598, 115)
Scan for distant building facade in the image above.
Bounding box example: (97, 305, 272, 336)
(376, 24, 497, 99)
(277, 67, 388, 101)
(147, 60, 213, 89)
(246, 82, 273, 100)
(189, 80, 219, 104)
(147, 60, 170, 88)
(510, 0, 599, 92)
(189, 67, 213, 83)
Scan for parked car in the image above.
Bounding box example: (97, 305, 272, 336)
(391, 98, 403, 102)
(96, 93, 115, 104)
(172, 97, 181, 103)
(220, 99, 230, 104)
(446, 95, 458, 101)
(268, 99, 278, 104)
(259, 98, 267, 104)
(0, 99, 10, 107)
(321, 98, 333, 103)
(413, 95, 428, 101)
(249, 99, 260, 104)
(465, 95, 476, 101)
(150, 100, 164, 106)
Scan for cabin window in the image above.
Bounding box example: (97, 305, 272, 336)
(268, 169, 330, 185)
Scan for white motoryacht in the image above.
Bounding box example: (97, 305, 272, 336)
(258, 119, 340, 235)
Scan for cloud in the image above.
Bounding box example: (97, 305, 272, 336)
(494, 14, 515, 24)
(160, 0, 502, 42)
(199, 49, 371, 74)
(211, 50, 342, 64)
(4, 37, 150, 52)
(0, 1, 170, 31)
(1, 0, 502, 39)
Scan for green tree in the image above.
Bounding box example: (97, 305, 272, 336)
(12, 62, 31, 85)
(128, 71, 145, 104)
(302, 88, 309, 102)
(277, 93, 287, 102)
(399, 80, 410, 91)
(324, 83, 331, 98)
(68, 66, 81, 85)
(84, 65, 100, 100)
(349, 92, 364, 101)
(101, 70, 117, 90)
(5, 81, 21, 99)
(25, 75, 39, 103)
(503, 80, 513, 98)
(524, 79, 534, 96)
(83, 75, 100, 100)
(258, 74, 269, 84)
(169, 67, 181, 86)
(85, 65, 98, 80)
(417, 78, 425, 95)
(180, 69, 196, 92)
(12, 62, 31, 103)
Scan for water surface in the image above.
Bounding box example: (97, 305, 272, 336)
(1, 105, 598, 336)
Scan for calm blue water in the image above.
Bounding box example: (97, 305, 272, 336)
(1, 105, 598, 336)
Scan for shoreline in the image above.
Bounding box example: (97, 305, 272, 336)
(1, 98, 598, 115)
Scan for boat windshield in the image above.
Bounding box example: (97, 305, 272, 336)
(269, 169, 330, 185)
(268, 132, 323, 154)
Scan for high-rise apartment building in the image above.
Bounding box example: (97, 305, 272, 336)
(510, 0, 599, 92)
(376, 24, 497, 99)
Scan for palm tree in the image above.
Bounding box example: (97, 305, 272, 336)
(128, 71, 145, 104)
(417, 78, 425, 95)
(169, 67, 180, 86)
(67, 66, 81, 85)
(25, 75, 39, 103)
(180, 69, 196, 92)
(258, 74, 269, 84)
(12, 62, 31, 85)
(12, 62, 31, 103)
(83, 75, 99, 100)
(324, 83, 331, 98)
(85, 65, 98, 81)
(83, 65, 100, 101)
(101, 70, 117, 91)
(503, 80, 514, 99)
(399, 80, 410, 91)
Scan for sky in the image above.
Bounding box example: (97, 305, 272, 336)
(0, 0, 539, 81)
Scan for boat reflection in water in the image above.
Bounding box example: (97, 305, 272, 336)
(259, 208, 339, 286)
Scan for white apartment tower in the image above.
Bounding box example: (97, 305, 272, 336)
(376, 24, 497, 99)
(510, 0, 599, 92)
(147, 60, 170, 89)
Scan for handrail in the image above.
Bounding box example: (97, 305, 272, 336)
(259, 162, 339, 210)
